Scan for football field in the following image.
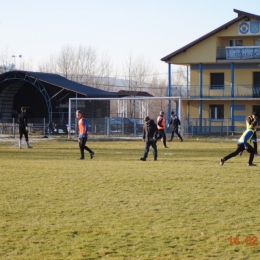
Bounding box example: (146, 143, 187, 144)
(0, 136, 260, 259)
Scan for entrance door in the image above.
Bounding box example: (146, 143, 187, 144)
(253, 72, 260, 97)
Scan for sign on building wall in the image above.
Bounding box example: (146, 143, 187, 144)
(226, 46, 260, 59)
(238, 21, 260, 35)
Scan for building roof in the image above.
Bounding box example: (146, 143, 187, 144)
(25, 71, 117, 97)
(117, 90, 154, 97)
(161, 9, 260, 62)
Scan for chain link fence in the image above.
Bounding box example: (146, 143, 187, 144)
(0, 117, 243, 138)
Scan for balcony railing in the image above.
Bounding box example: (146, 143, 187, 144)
(216, 46, 260, 60)
(216, 47, 226, 59)
(170, 85, 260, 98)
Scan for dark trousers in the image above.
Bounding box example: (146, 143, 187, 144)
(170, 126, 183, 141)
(253, 131, 258, 154)
(224, 143, 255, 164)
(19, 126, 28, 141)
(143, 140, 157, 159)
(157, 130, 166, 147)
(78, 137, 93, 158)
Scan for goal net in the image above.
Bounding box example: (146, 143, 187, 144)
(67, 96, 184, 138)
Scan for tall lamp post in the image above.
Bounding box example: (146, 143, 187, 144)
(12, 55, 22, 69)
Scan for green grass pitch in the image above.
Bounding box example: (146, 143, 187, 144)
(0, 136, 260, 259)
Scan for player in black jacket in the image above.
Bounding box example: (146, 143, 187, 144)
(18, 107, 32, 149)
(168, 111, 183, 142)
(140, 116, 158, 161)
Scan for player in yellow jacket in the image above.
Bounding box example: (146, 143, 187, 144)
(220, 121, 258, 166)
(239, 112, 258, 156)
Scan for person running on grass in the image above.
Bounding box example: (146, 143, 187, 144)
(220, 121, 258, 166)
(239, 111, 259, 156)
(168, 111, 183, 142)
(76, 110, 94, 160)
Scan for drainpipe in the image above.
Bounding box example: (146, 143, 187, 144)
(167, 63, 172, 125)
(199, 63, 203, 134)
(230, 62, 234, 132)
(187, 66, 189, 97)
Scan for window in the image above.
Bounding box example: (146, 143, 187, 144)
(253, 105, 260, 116)
(253, 72, 260, 97)
(255, 38, 260, 46)
(210, 105, 224, 120)
(210, 73, 224, 89)
(228, 39, 243, 46)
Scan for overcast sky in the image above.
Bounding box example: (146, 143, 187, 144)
(1, 0, 260, 77)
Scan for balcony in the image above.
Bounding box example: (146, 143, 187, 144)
(217, 46, 260, 60)
(170, 85, 260, 98)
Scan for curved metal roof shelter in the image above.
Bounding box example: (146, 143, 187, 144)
(0, 70, 116, 121)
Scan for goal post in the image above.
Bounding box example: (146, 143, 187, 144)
(68, 96, 182, 138)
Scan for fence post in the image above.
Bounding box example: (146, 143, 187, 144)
(227, 118, 229, 137)
(13, 118, 15, 138)
(107, 117, 110, 137)
(43, 118, 46, 136)
(75, 118, 77, 137)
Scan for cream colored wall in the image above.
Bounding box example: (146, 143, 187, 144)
(235, 69, 260, 85)
(190, 68, 260, 86)
(169, 37, 216, 64)
(182, 100, 260, 127)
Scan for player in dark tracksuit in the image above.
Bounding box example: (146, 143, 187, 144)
(168, 111, 183, 142)
(18, 106, 32, 149)
(76, 110, 94, 160)
(140, 116, 158, 161)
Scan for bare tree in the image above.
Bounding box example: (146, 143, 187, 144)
(121, 53, 155, 117)
(73, 45, 98, 84)
(131, 55, 154, 91)
(37, 44, 116, 92)
(56, 45, 76, 79)
(18, 59, 34, 71)
(0, 48, 14, 73)
(94, 52, 114, 91)
(38, 55, 58, 73)
(149, 76, 168, 118)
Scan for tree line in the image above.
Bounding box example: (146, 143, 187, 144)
(0, 45, 188, 98)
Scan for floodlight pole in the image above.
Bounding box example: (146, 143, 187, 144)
(12, 55, 22, 69)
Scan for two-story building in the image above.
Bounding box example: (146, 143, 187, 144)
(161, 9, 260, 134)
